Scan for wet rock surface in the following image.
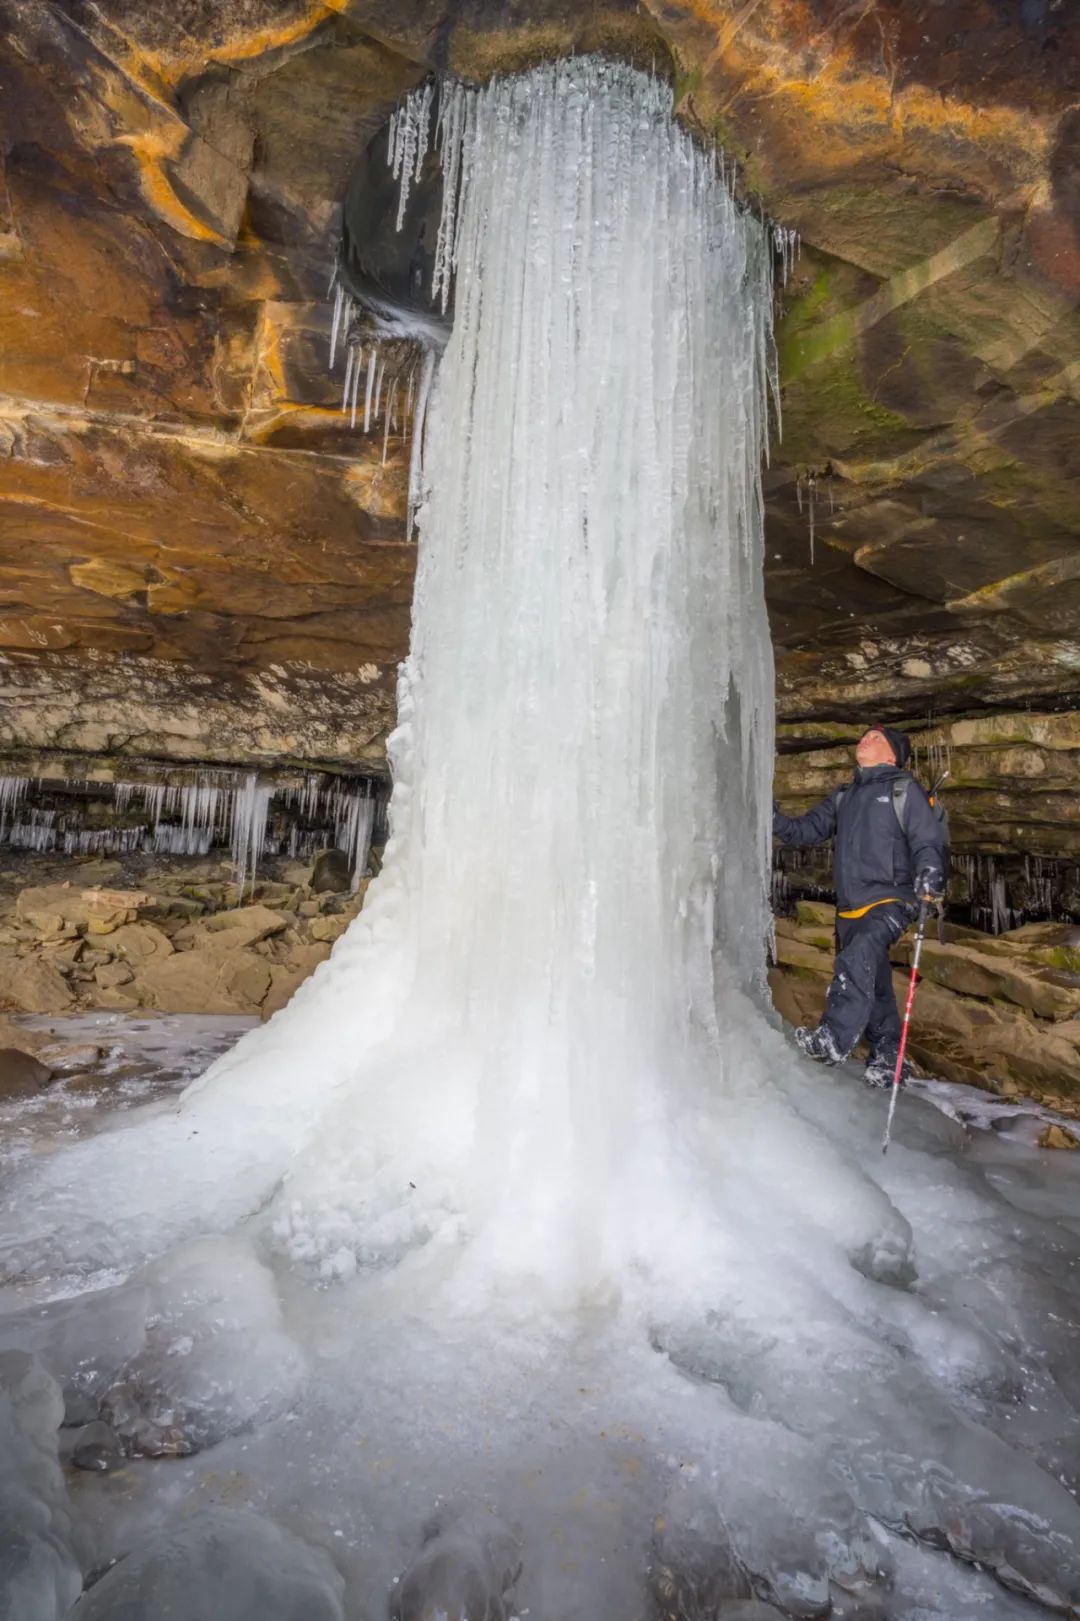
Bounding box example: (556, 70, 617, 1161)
(0, 1048, 52, 1100)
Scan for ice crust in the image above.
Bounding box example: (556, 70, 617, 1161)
(1, 57, 1079, 1620)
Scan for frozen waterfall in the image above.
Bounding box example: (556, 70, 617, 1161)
(2, 57, 1080, 1621)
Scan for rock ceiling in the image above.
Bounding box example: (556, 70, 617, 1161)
(0, 2, 1078, 811)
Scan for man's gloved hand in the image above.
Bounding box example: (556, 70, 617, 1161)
(915, 867, 944, 902)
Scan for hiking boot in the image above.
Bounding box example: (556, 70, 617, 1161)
(794, 1023, 846, 1066)
(864, 1049, 913, 1090)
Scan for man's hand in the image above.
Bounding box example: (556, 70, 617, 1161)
(915, 867, 944, 902)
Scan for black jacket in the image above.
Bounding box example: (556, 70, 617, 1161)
(773, 764, 946, 913)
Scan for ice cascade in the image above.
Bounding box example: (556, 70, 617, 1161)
(4, 58, 1080, 1621)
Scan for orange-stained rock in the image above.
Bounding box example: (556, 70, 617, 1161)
(0, 0, 1077, 811)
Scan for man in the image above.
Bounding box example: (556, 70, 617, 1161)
(772, 723, 946, 1087)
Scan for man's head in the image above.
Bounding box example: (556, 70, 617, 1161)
(855, 724, 912, 770)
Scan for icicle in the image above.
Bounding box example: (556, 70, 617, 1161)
(363, 345, 378, 433)
(432, 81, 468, 312)
(392, 80, 434, 231)
(8, 807, 56, 853)
(329, 282, 345, 369)
(113, 782, 138, 814)
(382, 382, 395, 464)
(350, 347, 362, 429)
(0, 776, 29, 837)
(335, 785, 376, 892)
(807, 474, 815, 566)
(342, 345, 356, 415)
(413, 81, 434, 182)
(407, 348, 437, 529)
(230, 773, 272, 899)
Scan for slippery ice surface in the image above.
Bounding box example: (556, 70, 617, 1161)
(2, 56, 1080, 1620)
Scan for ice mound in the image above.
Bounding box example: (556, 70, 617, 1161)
(97, 1236, 306, 1455)
(73, 1507, 345, 1621)
(0, 1352, 82, 1621)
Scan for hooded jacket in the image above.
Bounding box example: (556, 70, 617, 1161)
(772, 763, 946, 914)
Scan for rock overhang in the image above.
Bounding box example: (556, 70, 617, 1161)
(0, 0, 1078, 852)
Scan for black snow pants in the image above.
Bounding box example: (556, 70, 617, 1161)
(823, 901, 917, 1060)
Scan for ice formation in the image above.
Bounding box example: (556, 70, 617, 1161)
(0, 773, 380, 886)
(2, 57, 1080, 1621)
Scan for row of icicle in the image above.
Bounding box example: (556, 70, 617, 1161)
(331, 82, 800, 536)
(0, 775, 380, 897)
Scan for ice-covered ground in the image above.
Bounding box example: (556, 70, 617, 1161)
(2, 57, 1079, 1620)
(0, 1013, 257, 1175)
(2, 1022, 1079, 1619)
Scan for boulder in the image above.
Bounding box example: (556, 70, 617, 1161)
(892, 939, 1080, 1021)
(95, 960, 134, 989)
(224, 954, 273, 1009)
(95, 986, 140, 1011)
(261, 967, 307, 1021)
(13, 899, 65, 938)
(903, 975, 1080, 1106)
(106, 922, 174, 965)
(37, 1041, 103, 1073)
(6, 956, 74, 1013)
(14, 883, 150, 938)
(771, 931, 833, 979)
(198, 905, 289, 952)
(0, 1048, 53, 1099)
(135, 946, 269, 1014)
(310, 848, 352, 893)
(308, 914, 349, 944)
(793, 899, 834, 930)
(1039, 1124, 1079, 1151)
(0, 1016, 53, 1059)
(284, 943, 332, 976)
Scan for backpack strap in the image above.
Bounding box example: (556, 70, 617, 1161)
(891, 775, 910, 834)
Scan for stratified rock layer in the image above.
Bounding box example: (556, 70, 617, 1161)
(775, 711, 1080, 860)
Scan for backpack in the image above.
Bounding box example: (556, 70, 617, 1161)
(837, 771, 950, 861)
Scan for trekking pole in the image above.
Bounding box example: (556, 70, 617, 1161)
(882, 899, 929, 1155)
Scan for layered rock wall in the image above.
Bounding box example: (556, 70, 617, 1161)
(0, 1, 1078, 884)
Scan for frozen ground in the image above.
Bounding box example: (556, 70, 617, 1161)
(1, 1013, 1079, 1620)
(0, 1013, 257, 1175)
